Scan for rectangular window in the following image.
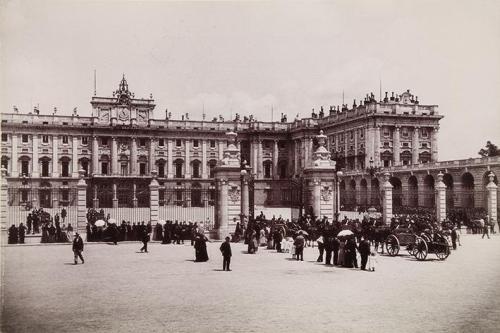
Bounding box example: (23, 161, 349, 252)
(383, 128, 390, 137)
(139, 163, 146, 175)
(101, 138, 108, 146)
(81, 137, 88, 145)
(140, 138, 146, 147)
(42, 135, 49, 143)
(22, 134, 29, 143)
(193, 140, 199, 148)
(1, 134, 7, 142)
(158, 138, 164, 147)
(101, 162, 108, 175)
(264, 141, 270, 149)
(21, 161, 29, 175)
(61, 162, 69, 177)
(402, 128, 409, 137)
(210, 140, 216, 148)
(422, 129, 428, 138)
(176, 139, 182, 147)
(121, 164, 127, 176)
(62, 135, 69, 144)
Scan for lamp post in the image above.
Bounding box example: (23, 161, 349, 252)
(240, 165, 248, 227)
(367, 157, 382, 177)
(335, 170, 343, 221)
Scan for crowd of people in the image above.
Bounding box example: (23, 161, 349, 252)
(8, 207, 73, 244)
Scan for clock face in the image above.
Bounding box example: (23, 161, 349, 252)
(99, 110, 110, 122)
(137, 111, 148, 122)
(118, 108, 129, 121)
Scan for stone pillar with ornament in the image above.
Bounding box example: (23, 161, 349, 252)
(486, 172, 498, 225)
(149, 170, 159, 225)
(213, 131, 242, 240)
(435, 172, 447, 222)
(76, 170, 87, 232)
(382, 172, 393, 224)
(302, 130, 337, 221)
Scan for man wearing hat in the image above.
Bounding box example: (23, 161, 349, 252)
(72, 232, 85, 264)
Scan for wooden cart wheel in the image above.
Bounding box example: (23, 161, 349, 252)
(420, 233, 431, 243)
(435, 237, 451, 260)
(407, 243, 416, 256)
(386, 234, 400, 256)
(414, 238, 428, 261)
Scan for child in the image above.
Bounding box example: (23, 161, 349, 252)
(220, 236, 232, 271)
(368, 250, 378, 272)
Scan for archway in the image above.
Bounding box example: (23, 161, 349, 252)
(443, 173, 454, 208)
(461, 172, 474, 208)
(360, 179, 368, 206)
(423, 175, 435, 207)
(408, 176, 418, 207)
(390, 177, 402, 208)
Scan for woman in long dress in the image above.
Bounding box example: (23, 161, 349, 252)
(338, 239, 345, 267)
(194, 234, 209, 262)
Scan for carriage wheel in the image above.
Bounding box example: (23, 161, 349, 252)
(414, 238, 428, 261)
(435, 237, 451, 260)
(406, 243, 416, 256)
(386, 235, 400, 256)
(420, 233, 431, 243)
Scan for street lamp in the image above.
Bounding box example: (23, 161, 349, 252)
(335, 170, 343, 222)
(367, 157, 381, 177)
(240, 160, 248, 227)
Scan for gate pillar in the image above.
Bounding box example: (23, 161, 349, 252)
(1, 168, 8, 245)
(149, 170, 159, 225)
(303, 131, 336, 221)
(486, 172, 498, 225)
(76, 170, 87, 232)
(241, 177, 249, 225)
(213, 130, 242, 240)
(435, 172, 447, 222)
(382, 172, 393, 224)
(112, 182, 118, 208)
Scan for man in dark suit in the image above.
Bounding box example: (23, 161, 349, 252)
(220, 236, 232, 271)
(140, 229, 150, 253)
(72, 233, 85, 264)
(358, 237, 371, 270)
(332, 236, 340, 266)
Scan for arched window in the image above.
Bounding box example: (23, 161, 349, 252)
(263, 160, 272, 179)
(208, 160, 217, 178)
(192, 160, 201, 178)
(60, 157, 70, 177)
(39, 157, 50, 177)
(174, 159, 184, 178)
(157, 159, 166, 178)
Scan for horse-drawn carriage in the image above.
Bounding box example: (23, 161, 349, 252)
(385, 228, 419, 256)
(413, 231, 451, 261)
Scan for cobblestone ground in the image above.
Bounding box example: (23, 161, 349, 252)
(2, 234, 500, 333)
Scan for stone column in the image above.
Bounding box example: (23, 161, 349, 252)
(486, 172, 498, 225)
(72, 136, 78, 177)
(241, 178, 249, 221)
(382, 172, 393, 224)
(202, 140, 208, 178)
(52, 135, 59, 177)
(252, 140, 258, 174)
(273, 140, 279, 179)
(431, 127, 439, 162)
(167, 139, 173, 178)
(216, 178, 228, 239)
(132, 182, 138, 208)
(311, 178, 321, 219)
(111, 137, 118, 175)
(130, 137, 137, 175)
(374, 125, 381, 167)
(112, 182, 118, 208)
(393, 126, 401, 166)
(412, 127, 420, 165)
(184, 139, 190, 178)
(344, 132, 348, 168)
(219, 140, 225, 161)
(149, 138, 156, 175)
(435, 172, 446, 222)
(149, 170, 159, 225)
(32, 134, 39, 177)
(92, 136, 99, 175)
(76, 170, 87, 233)
(353, 129, 358, 170)
(0, 168, 8, 245)
(293, 140, 299, 176)
(257, 140, 263, 179)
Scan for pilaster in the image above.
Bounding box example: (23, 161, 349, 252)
(435, 172, 446, 222)
(382, 172, 393, 224)
(149, 170, 159, 225)
(32, 134, 39, 177)
(52, 135, 59, 177)
(76, 170, 87, 232)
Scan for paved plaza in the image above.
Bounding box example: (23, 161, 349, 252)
(2, 234, 500, 333)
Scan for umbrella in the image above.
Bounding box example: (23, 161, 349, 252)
(158, 219, 166, 225)
(107, 218, 117, 225)
(337, 229, 354, 237)
(297, 230, 309, 236)
(95, 220, 105, 227)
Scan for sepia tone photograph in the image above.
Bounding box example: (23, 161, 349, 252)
(1, 1, 499, 332)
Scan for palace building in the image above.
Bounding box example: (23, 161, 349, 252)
(1, 77, 498, 219)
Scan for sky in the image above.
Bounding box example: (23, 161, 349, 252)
(1, 0, 499, 161)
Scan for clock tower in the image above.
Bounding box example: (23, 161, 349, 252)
(91, 75, 156, 126)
